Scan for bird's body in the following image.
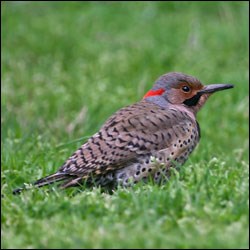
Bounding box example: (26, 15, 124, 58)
(13, 72, 233, 194)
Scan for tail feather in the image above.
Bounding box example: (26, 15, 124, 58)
(12, 172, 70, 195)
(59, 176, 84, 189)
(33, 172, 69, 187)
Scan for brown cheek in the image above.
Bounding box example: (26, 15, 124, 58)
(167, 89, 186, 104)
(188, 91, 196, 98)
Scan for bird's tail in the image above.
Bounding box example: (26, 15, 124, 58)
(12, 172, 69, 195)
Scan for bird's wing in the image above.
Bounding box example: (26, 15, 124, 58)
(58, 100, 194, 177)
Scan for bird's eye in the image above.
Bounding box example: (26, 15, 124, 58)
(182, 86, 191, 92)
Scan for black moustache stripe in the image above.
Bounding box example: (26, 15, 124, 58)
(183, 93, 202, 106)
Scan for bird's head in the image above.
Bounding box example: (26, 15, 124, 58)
(143, 72, 234, 113)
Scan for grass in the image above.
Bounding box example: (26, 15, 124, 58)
(1, 1, 249, 249)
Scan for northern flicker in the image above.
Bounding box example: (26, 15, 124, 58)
(13, 72, 233, 194)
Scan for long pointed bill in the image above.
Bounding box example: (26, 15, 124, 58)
(198, 84, 234, 95)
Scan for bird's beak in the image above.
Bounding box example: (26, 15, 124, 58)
(198, 84, 234, 95)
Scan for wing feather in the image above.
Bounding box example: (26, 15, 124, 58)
(58, 101, 194, 178)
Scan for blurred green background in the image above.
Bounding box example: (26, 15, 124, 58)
(1, 1, 249, 249)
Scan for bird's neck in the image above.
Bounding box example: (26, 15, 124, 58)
(144, 95, 170, 108)
(144, 96, 198, 121)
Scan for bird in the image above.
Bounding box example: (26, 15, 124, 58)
(13, 72, 234, 194)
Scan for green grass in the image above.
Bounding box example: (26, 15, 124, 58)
(1, 1, 249, 249)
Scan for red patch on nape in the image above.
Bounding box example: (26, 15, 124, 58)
(143, 88, 165, 99)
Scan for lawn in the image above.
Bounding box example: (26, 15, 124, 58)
(1, 1, 249, 249)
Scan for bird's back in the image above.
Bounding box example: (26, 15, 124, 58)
(55, 100, 200, 188)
